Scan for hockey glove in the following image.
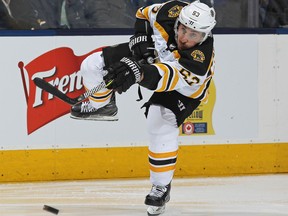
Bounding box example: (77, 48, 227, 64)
(129, 33, 155, 64)
(104, 57, 142, 94)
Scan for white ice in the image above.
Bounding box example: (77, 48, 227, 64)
(0, 174, 288, 216)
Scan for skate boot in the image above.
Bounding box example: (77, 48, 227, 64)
(70, 95, 118, 121)
(145, 183, 171, 216)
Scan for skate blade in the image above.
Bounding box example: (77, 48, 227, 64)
(147, 205, 166, 216)
(70, 115, 119, 121)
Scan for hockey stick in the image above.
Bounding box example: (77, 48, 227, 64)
(33, 77, 113, 105)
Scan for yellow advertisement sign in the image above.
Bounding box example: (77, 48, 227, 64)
(180, 79, 216, 136)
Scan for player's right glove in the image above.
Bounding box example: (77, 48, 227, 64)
(104, 57, 142, 94)
(129, 33, 155, 64)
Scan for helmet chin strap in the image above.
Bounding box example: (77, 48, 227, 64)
(199, 32, 209, 45)
(173, 18, 180, 44)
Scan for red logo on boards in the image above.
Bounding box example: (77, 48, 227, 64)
(19, 47, 103, 135)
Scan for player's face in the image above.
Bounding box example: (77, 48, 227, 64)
(177, 24, 204, 50)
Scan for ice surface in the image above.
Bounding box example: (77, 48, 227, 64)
(0, 174, 287, 216)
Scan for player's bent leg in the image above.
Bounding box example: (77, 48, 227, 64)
(70, 51, 118, 121)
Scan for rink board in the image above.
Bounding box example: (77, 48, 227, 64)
(1, 143, 288, 182)
(0, 33, 288, 182)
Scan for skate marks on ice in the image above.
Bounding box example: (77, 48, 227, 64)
(1, 204, 145, 216)
(0, 174, 288, 216)
(1, 204, 287, 216)
(0, 179, 147, 216)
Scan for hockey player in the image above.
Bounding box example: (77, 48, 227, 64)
(70, 1, 216, 215)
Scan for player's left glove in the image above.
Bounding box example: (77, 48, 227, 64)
(129, 33, 155, 64)
(104, 57, 142, 94)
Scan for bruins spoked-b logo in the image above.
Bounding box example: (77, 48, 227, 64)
(168, 5, 183, 18)
(191, 50, 205, 63)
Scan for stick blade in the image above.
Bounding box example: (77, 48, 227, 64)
(33, 77, 77, 105)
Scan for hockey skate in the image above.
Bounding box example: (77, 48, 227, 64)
(145, 183, 171, 216)
(70, 95, 118, 121)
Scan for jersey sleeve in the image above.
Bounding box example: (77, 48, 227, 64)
(134, 4, 162, 34)
(139, 61, 183, 92)
(140, 37, 215, 101)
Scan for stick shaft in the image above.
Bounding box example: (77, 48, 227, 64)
(33, 78, 111, 105)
